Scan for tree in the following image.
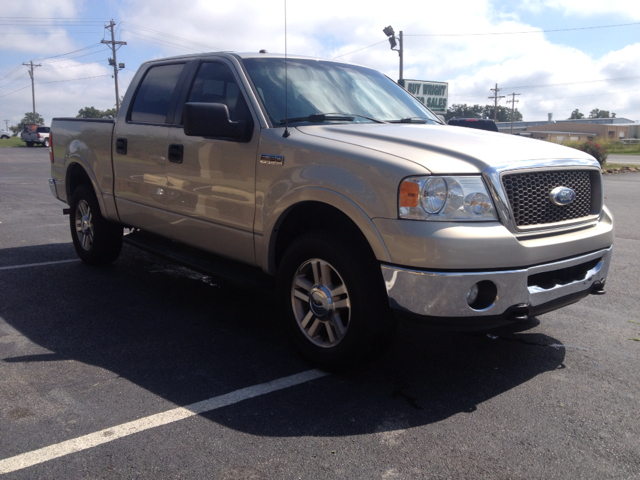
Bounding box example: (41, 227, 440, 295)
(10, 112, 45, 135)
(483, 105, 522, 122)
(445, 103, 522, 122)
(569, 109, 585, 119)
(589, 108, 614, 119)
(445, 104, 485, 121)
(76, 106, 117, 119)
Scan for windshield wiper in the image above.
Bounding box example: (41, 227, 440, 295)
(279, 113, 386, 125)
(388, 117, 433, 124)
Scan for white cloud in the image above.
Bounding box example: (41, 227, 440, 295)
(519, 0, 640, 19)
(1, 0, 638, 126)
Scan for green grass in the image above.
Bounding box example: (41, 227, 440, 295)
(0, 136, 29, 147)
(605, 144, 640, 155)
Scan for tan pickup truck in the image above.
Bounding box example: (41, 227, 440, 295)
(49, 52, 614, 369)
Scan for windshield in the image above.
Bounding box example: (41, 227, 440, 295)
(241, 58, 441, 126)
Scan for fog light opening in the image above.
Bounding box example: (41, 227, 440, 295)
(467, 281, 498, 311)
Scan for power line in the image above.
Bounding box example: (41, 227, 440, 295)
(34, 42, 103, 62)
(331, 20, 640, 59)
(405, 21, 640, 37)
(0, 32, 99, 35)
(0, 64, 27, 82)
(0, 72, 30, 90)
(122, 30, 205, 53)
(43, 49, 111, 64)
(450, 75, 640, 98)
(121, 22, 222, 50)
(0, 84, 30, 100)
(333, 39, 388, 59)
(36, 74, 111, 85)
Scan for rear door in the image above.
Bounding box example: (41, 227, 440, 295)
(165, 59, 259, 264)
(112, 62, 188, 237)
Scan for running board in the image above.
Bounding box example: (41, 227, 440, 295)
(123, 230, 274, 290)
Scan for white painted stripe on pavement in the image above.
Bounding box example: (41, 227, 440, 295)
(0, 259, 79, 271)
(0, 369, 329, 474)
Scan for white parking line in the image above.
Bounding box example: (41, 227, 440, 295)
(0, 259, 79, 271)
(0, 369, 329, 474)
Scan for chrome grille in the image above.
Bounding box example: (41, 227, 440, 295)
(502, 170, 592, 227)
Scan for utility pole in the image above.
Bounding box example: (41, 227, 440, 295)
(3, 120, 9, 130)
(101, 20, 127, 112)
(22, 60, 41, 116)
(507, 92, 521, 134)
(488, 83, 505, 121)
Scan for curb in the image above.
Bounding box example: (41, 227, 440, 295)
(602, 166, 640, 175)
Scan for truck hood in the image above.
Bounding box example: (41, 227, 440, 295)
(296, 123, 597, 174)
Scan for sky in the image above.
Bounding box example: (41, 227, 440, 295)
(1, 0, 640, 129)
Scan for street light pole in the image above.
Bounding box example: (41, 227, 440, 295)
(383, 26, 403, 84)
(398, 31, 403, 82)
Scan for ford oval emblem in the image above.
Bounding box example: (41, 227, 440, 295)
(550, 186, 576, 206)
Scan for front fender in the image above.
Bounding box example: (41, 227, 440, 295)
(259, 186, 391, 275)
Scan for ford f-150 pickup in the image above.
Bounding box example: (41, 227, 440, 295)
(49, 52, 614, 369)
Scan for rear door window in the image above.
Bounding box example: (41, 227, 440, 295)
(130, 64, 185, 124)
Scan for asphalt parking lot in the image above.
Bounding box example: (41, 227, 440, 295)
(1, 146, 639, 479)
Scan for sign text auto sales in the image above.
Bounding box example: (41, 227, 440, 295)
(399, 79, 448, 114)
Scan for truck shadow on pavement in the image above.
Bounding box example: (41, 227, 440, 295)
(1, 243, 565, 437)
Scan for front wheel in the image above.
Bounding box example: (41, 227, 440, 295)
(69, 184, 123, 264)
(278, 231, 397, 371)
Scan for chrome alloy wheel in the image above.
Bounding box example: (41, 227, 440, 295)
(291, 258, 351, 348)
(75, 199, 94, 251)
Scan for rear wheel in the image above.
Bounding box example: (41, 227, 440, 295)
(69, 184, 123, 264)
(278, 231, 396, 371)
(43, 138, 49, 147)
(26, 141, 33, 147)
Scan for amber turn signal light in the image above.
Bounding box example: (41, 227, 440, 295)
(399, 181, 420, 208)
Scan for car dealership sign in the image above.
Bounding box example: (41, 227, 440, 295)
(399, 79, 448, 114)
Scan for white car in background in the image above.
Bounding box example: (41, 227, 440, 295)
(0, 129, 11, 139)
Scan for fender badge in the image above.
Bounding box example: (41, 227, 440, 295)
(550, 186, 576, 206)
(260, 154, 284, 165)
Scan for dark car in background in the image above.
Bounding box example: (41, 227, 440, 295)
(448, 118, 498, 132)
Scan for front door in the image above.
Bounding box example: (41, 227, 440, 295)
(166, 60, 259, 265)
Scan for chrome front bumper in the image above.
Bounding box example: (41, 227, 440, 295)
(381, 246, 612, 324)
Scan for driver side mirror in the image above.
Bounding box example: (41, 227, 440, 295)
(183, 102, 252, 142)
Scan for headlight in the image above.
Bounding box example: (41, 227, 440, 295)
(399, 175, 497, 221)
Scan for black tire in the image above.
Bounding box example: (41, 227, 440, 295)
(43, 138, 49, 147)
(69, 183, 123, 265)
(278, 231, 397, 371)
(0, 135, 9, 140)
(26, 141, 33, 147)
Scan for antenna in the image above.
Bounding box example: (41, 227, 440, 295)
(283, 0, 290, 138)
